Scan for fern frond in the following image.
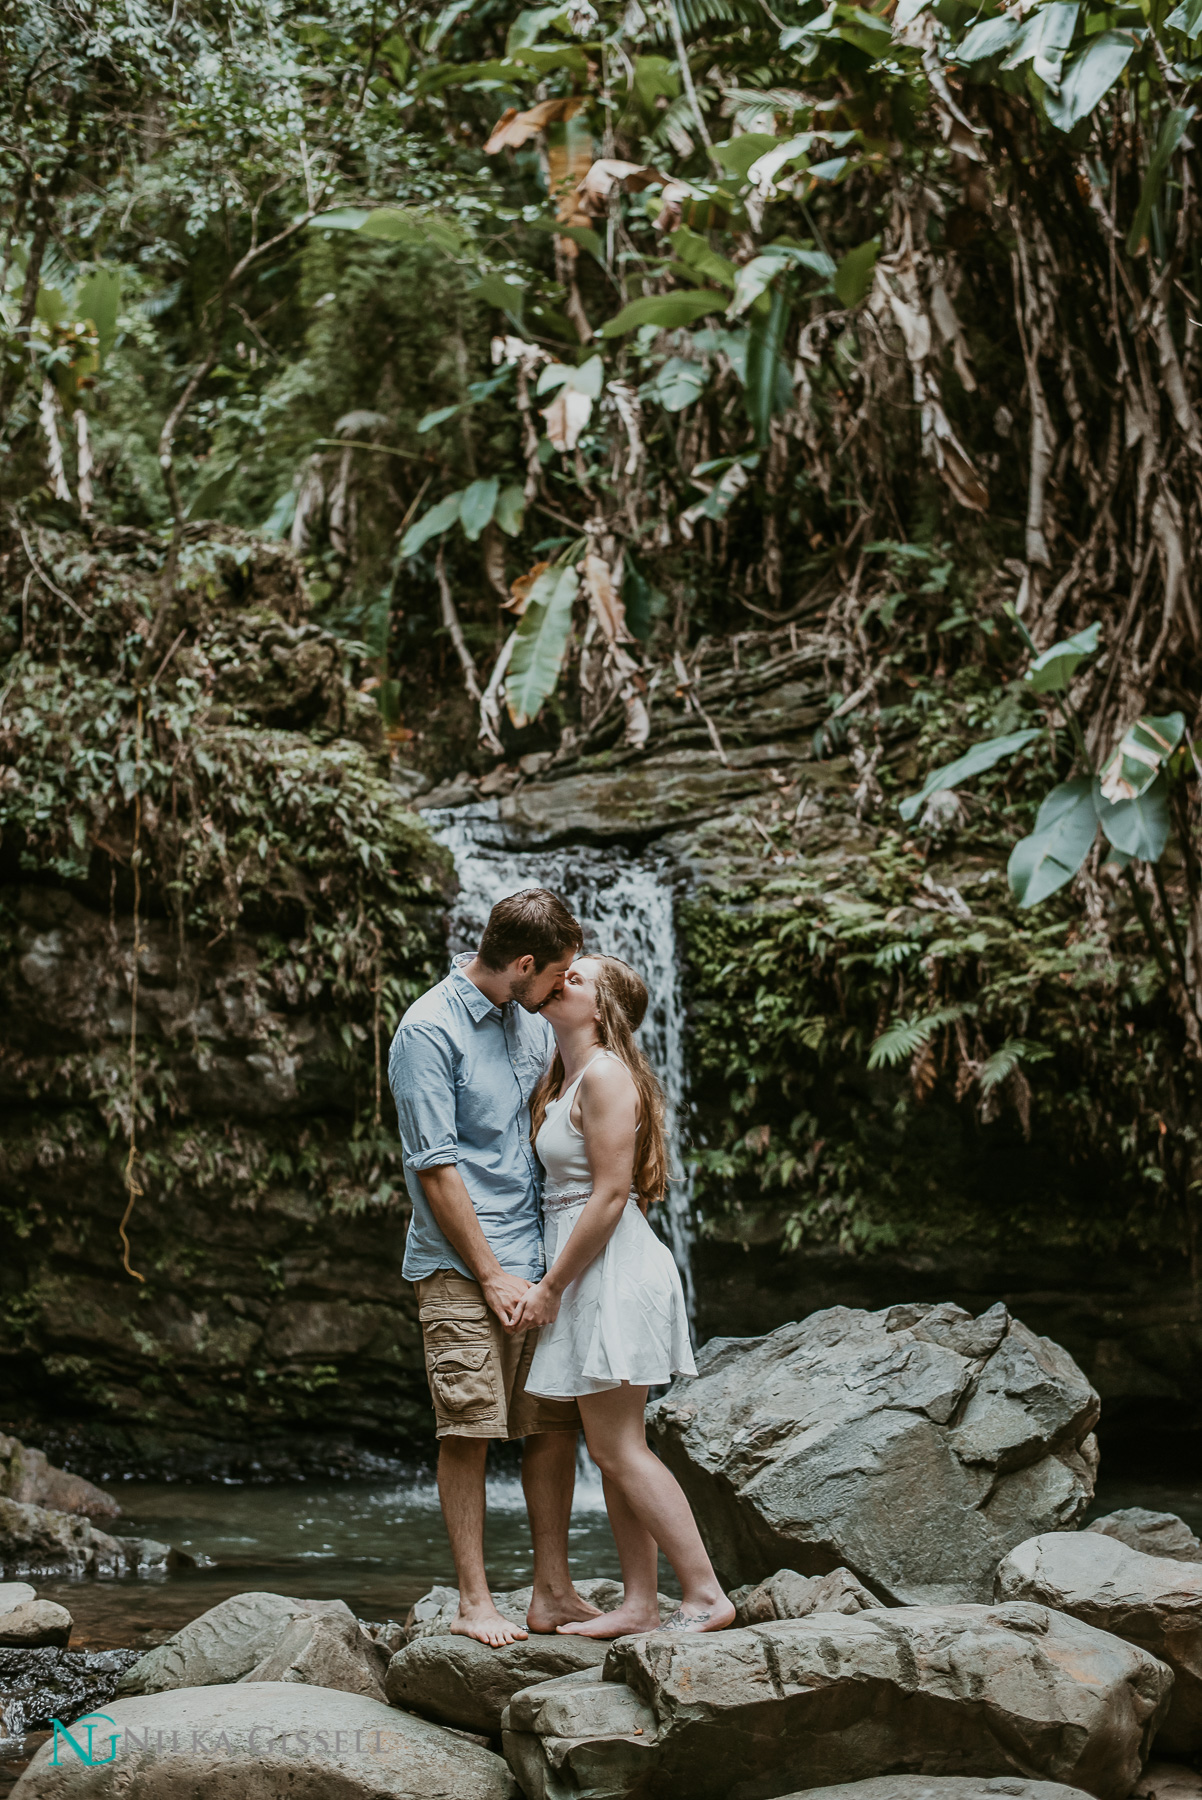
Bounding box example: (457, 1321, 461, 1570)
(867, 1005, 965, 1070)
(977, 1038, 1052, 1093)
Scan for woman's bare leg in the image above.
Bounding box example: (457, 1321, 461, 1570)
(558, 1384, 734, 1636)
(558, 1469, 660, 1637)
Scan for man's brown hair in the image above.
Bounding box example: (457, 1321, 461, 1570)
(477, 888, 584, 971)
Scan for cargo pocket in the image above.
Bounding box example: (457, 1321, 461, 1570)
(427, 1343, 497, 1418)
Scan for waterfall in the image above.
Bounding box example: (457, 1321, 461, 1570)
(427, 801, 696, 1318)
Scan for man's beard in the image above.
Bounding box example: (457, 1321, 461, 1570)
(508, 970, 544, 1011)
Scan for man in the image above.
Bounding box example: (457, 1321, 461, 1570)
(389, 887, 601, 1646)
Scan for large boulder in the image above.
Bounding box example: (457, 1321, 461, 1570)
(117, 1591, 384, 1699)
(389, 1581, 674, 1736)
(996, 1530, 1202, 1753)
(0, 1435, 119, 1519)
(10, 1681, 516, 1798)
(646, 1301, 1099, 1602)
(1131, 1769, 1202, 1800)
(1087, 1508, 1202, 1563)
(502, 1602, 1170, 1800)
(0, 1600, 72, 1648)
(0, 1498, 177, 1578)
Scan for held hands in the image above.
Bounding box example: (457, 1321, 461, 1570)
(482, 1270, 533, 1332)
(510, 1277, 562, 1332)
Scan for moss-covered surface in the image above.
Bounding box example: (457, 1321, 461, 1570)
(0, 523, 452, 1469)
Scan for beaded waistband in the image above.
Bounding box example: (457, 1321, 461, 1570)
(543, 1185, 592, 1214)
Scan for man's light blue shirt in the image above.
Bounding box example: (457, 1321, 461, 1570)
(389, 956, 553, 1283)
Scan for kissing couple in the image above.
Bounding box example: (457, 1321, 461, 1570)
(388, 887, 734, 1645)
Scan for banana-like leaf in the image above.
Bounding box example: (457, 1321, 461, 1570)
(1008, 777, 1097, 907)
(899, 727, 1041, 823)
(1044, 31, 1137, 133)
(399, 491, 463, 557)
(745, 288, 791, 445)
(957, 14, 1022, 60)
(506, 564, 579, 728)
(729, 244, 834, 318)
(1093, 771, 1171, 862)
(599, 291, 727, 337)
(669, 226, 737, 290)
(459, 478, 500, 543)
(1167, 0, 1202, 34)
(1127, 109, 1195, 256)
(1099, 711, 1185, 801)
(868, 1004, 967, 1070)
(1025, 620, 1100, 693)
(712, 131, 779, 178)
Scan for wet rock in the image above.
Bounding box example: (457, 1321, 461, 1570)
(0, 1648, 141, 1739)
(730, 1565, 883, 1627)
(0, 1498, 187, 1580)
(0, 1604, 71, 1650)
(647, 1301, 1100, 1602)
(0, 1587, 36, 1614)
(118, 1592, 371, 1697)
(495, 753, 776, 843)
(1087, 1507, 1202, 1562)
(502, 1603, 1169, 1800)
(9, 1680, 517, 1798)
(389, 1581, 675, 1736)
(789, 1783, 1097, 1800)
(0, 1437, 119, 1520)
(243, 1607, 387, 1702)
(996, 1529, 1202, 1753)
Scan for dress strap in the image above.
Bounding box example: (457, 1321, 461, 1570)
(554, 1048, 611, 1108)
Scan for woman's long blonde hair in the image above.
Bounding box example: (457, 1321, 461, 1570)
(530, 954, 668, 1209)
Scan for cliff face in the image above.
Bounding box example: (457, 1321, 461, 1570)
(2, 535, 1197, 1475)
(1, 525, 450, 1473)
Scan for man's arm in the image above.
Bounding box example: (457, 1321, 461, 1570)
(417, 1164, 531, 1328)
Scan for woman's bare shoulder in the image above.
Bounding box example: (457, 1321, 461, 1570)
(579, 1053, 637, 1105)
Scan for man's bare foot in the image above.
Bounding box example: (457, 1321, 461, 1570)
(450, 1603, 528, 1647)
(527, 1586, 604, 1634)
(556, 1599, 662, 1639)
(653, 1596, 737, 1634)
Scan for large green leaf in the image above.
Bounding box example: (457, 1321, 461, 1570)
(311, 205, 466, 255)
(833, 240, 878, 309)
(399, 491, 463, 557)
(899, 727, 1042, 823)
(1026, 620, 1101, 693)
(1094, 772, 1172, 862)
(712, 131, 780, 178)
(669, 227, 737, 291)
(647, 356, 709, 412)
(1008, 778, 1098, 907)
(1044, 31, 1136, 132)
(1167, 0, 1202, 34)
(459, 478, 500, 543)
(957, 14, 1023, 60)
(494, 484, 526, 537)
(1127, 109, 1194, 256)
(745, 288, 792, 445)
(1099, 711, 1185, 801)
(506, 565, 579, 728)
(75, 269, 121, 360)
(599, 291, 727, 337)
(729, 245, 835, 319)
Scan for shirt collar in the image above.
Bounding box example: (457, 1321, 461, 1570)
(449, 953, 503, 1021)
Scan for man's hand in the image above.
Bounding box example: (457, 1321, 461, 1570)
(510, 1277, 561, 1333)
(482, 1269, 532, 1330)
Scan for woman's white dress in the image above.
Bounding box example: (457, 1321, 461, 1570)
(524, 1051, 697, 1398)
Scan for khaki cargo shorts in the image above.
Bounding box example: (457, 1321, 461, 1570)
(415, 1269, 581, 1440)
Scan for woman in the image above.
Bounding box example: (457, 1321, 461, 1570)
(510, 954, 734, 1637)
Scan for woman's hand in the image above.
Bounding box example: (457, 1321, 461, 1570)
(511, 1278, 562, 1332)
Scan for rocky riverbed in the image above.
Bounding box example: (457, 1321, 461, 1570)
(2, 1303, 1202, 1799)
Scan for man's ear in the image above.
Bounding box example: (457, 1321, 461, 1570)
(513, 953, 536, 978)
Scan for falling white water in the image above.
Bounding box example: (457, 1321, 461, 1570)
(427, 801, 696, 1319)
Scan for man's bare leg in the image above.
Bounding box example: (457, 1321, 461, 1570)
(522, 1430, 603, 1632)
(438, 1435, 528, 1646)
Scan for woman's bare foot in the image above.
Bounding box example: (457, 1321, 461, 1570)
(653, 1595, 736, 1634)
(556, 1601, 662, 1639)
(450, 1602, 528, 1647)
(527, 1585, 604, 1634)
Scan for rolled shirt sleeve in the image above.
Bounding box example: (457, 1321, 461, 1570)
(391, 1022, 460, 1172)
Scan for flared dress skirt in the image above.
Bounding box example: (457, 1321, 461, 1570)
(525, 1194, 697, 1399)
